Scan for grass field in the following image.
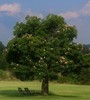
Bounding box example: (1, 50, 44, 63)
(0, 81, 90, 100)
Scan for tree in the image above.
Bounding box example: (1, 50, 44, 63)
(6, 14, 78, 95)
(82, 44, 90, 54)
(78, 46, 90, 84)
(0, 41, 8, 70)
(0, 41, 5, 54)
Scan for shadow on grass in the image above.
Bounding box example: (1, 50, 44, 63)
(0, 90, 80, 99)
(0, 90, 41, 97)
(49, 92, 80, 98)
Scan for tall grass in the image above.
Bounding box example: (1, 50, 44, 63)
(0, 70, 17, 81)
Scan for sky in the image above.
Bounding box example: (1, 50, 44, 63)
(0, 0, 90, 45)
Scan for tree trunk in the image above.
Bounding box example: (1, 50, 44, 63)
(41, 76, 49, 95)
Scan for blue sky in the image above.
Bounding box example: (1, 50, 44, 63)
(0, 0, 90, 45)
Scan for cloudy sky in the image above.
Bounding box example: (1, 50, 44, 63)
(0, 0, 90, 45)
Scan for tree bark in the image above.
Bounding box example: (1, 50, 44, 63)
(41, 76, 49, 95)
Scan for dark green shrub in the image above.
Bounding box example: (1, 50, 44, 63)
(57, 74, 78, 84)
(0, 69, 17, 80)
(78, 68, 90, 85)
(0, 69, 6, 79)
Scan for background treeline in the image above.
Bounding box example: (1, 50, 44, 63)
(0, 41, 16, 80)
(0, 41, 90, 84)
(0, 42, 8, 70)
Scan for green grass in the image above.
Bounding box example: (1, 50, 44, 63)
(0, 81, 90, 100)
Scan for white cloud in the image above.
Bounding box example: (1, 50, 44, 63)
(81, 1, 90, 16)
(59, 1, 90, 20)
(85, 1, 90, 7)
(60, 11, 79, 19)
(0, 3, 21, 15)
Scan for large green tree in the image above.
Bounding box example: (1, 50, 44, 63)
(7, 14, 79, 95)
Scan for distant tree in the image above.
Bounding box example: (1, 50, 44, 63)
(0, 41, 8, 70)
(7, 14, 80, 95)
(78, 66, 90, 85)
(75, 44, 90, 84)
(0, 54, 8, 70)
(0, 41, 5, 54)
(82, 44, 90, 54)
(86, 44, 90, 48)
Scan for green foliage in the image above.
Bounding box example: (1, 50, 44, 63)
(0, 69, 6, 79)
(82, 44, 90, 54)
(49, 71, 58, 81)
(13, 64, 34, 81)
(0, 54, 8, 70)
(7, 14, 81, 95)
(78, 68, 90, 85)
(7, 14, 78, 80)
(0, 41, 5, 53)
(0, 69, 15, 80)
(14, 16, 41, 37)
(0, 41, 8, 70)
(57, 74, 78, 84)
(83, 54, 90, 66)
(58, 76, 72, 84)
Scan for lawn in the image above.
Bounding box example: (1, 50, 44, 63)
(0, 81, 90, 100)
